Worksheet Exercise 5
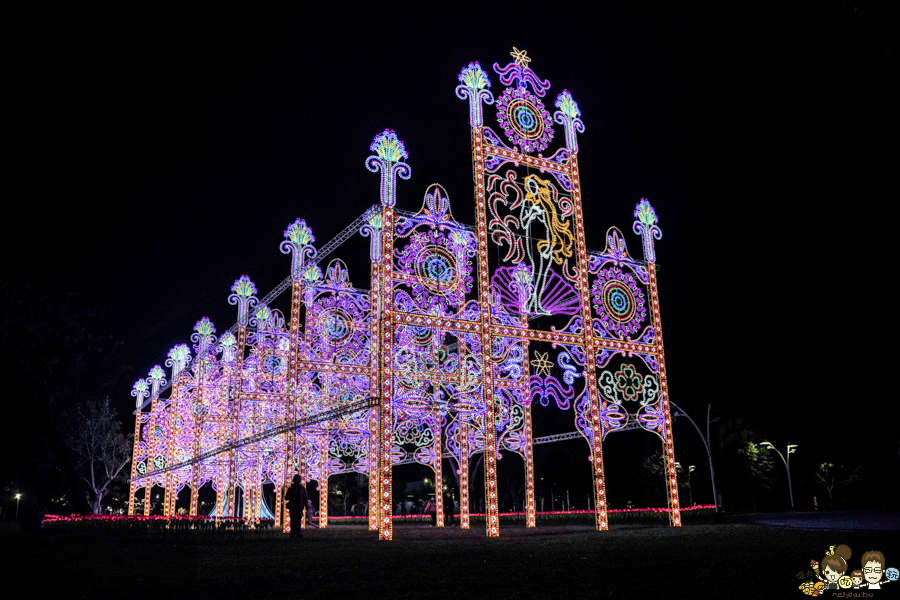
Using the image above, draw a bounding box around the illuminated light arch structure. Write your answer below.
[128,50,682,539]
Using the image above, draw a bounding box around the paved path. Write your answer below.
[740,510,900,532]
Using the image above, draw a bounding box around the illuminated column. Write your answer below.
[189,318,216,516]
[281,221,316,531]
[143,398,157,516]
[378,209,395,540]
[274,485,282,527]
[163,398,176,516]
[297,436,308,529]
[458,421,470,529]
[569,153,609,531]
[362,208,383,533]
[284,278,303,533]
[433,412,444,527]
[163,344,191,516]
[367,132,406,541]
[472,125,500,537]
[228,324,248,519]
[459,71,501,535]
[320,440,331,528]
[128,379,149,515]
[518,332,536,528]
[523,403,536,527]
[634,199,681,527]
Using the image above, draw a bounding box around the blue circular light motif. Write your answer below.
[416,246,457,293]
[424,253,453,282]
[609,289,629,315]
[321,310,351,342]
[515,106,538,132]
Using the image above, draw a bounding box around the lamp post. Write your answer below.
[761,442,797,509]
[671,402,720,513]
[687,466,695,506]
[15,493,21,521]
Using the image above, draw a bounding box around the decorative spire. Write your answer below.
[166,344,192,381]
[365,129,411,207]
[553,90,585,153]
[360,206,384,261]
[280,219,318,281]
[218,331,237,363]
[146,365,167,397]
[131,379,150,409]
[251,304,273,331]
[191,317,217,358]
[228,275,259,326]
[632,198,662,263]
[455,62,494,128]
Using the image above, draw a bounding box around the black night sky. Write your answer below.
[4,2,895,510]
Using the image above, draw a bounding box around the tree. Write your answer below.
[736,441,775,511]
[66,397,132,513]
[1,282,128,514]
[640,450,690,506]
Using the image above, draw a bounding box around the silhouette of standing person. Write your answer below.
[285,475,308,539]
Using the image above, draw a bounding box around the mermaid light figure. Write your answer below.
[519,174,574,314]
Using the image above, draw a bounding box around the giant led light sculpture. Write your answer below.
[128,49,681,538]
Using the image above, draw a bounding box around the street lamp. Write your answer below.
[761,442,797,509]
[15,493,22,521]
[671,402,720,513]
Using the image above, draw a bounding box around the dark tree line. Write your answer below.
[1,282,132,515]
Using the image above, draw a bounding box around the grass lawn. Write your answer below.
[2,517,896,599]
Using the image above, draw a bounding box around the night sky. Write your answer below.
[6,2,895,507]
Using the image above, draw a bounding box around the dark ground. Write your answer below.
[2,512,897,599]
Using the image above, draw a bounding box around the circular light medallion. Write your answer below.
[496,87,554,153]
[320,308,352,344]
[602,280,637,324]
[415,246,457,294]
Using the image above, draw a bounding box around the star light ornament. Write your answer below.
[530,351,553,376]
[510,47,531,67]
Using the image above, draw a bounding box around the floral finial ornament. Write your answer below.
[632,198,662,263]
[456,62,495,128]
[166,344,192,380]
[191,317,217,357]
[302,264,323,287]
[370,129,409,163]
[132,379,150,408]
[280,219,318,281]
[553,90,585,153]
[147,365,167,397]
[218,331,237,363]
[366,130,411,207]
[360,206,384,261]
[252,304,272,330]
[228,275,259,326]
